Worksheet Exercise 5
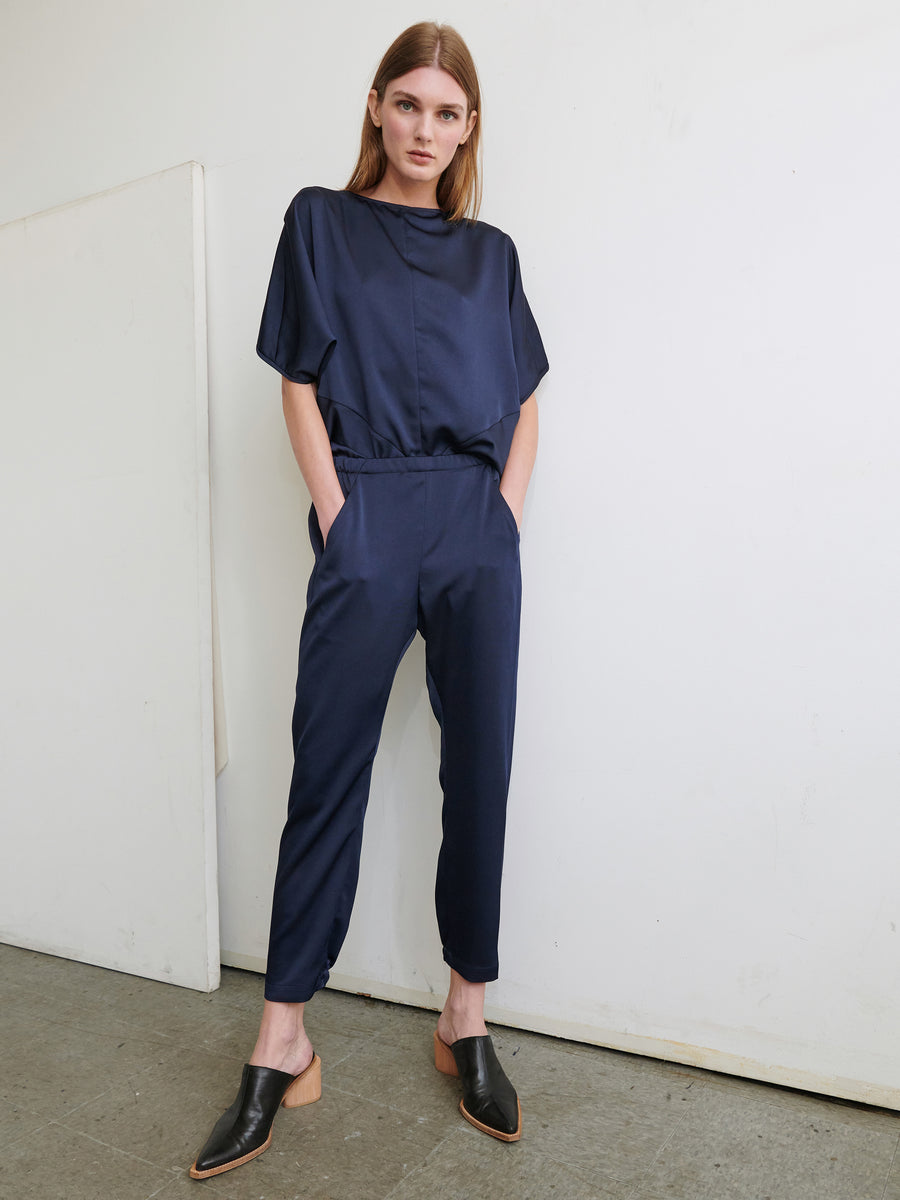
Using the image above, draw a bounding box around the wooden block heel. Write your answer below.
[433,1029,460,1076]
[282,1052,322,1107]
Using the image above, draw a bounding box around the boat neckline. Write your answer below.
[347,190,446,216]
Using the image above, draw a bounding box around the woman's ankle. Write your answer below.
[249,1030,314,1074]
[249,1000,312,1073]
[437,1008,488,1043]
[438,971,489,1042]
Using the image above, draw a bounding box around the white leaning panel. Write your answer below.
[0,162,218,991]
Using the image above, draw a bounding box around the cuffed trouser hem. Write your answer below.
[263,968,329,1005]
[443,946,499,984]
[263,985,317,1003]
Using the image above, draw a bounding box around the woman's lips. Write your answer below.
[408,151,433,162]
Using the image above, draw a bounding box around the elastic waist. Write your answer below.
[332,453,490,475]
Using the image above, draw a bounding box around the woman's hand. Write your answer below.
[498,484,524,532]
[499,394,539,531]
[282,377,346,543]
[317,496,345,546]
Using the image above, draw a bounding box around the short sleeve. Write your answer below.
[256,193,336,384]
[507,236,549,403]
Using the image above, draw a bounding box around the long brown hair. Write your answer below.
[345,22,483,223]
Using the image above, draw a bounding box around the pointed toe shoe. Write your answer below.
[189,1053,321,1180]
[433,1029,521,1142]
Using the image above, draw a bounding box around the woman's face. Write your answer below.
[368,65,477,195]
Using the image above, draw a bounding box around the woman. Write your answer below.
[190,20,548,1180]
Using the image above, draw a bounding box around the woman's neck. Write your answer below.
[361,170,440,210]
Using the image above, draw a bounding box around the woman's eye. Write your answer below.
[440,111,457,121]
[398,100,414,112]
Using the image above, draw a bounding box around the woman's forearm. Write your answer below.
[499,394,539,530]
[281,377,346,542]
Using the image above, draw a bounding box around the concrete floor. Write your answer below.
[1,943,898,1200]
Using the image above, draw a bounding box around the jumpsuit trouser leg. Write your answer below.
[418,462,522,982]
[264,456,522,1003]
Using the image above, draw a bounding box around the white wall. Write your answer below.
[2,1,898,1106]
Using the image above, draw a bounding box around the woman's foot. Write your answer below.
[434,969,522,1142]
[433,1029,522,1141]
[189,1054,322,1179]
[188,999,319,1180]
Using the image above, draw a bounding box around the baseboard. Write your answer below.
[217,954,900,1112]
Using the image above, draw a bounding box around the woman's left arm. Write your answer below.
[499,394,539,531]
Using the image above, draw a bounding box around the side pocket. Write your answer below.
[322,469,360,551]
[307,469,361,573]
[495,484,521,542]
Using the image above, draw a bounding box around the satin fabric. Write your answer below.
[255,185,549,1001]
[263,456,521,1001]
[256,187,549,475]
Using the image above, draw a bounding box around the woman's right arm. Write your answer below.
[281,376,346,544]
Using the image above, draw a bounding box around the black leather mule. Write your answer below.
[433,1030,522,1141]
[189,1053,321,1179]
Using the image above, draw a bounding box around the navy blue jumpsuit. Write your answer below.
[256,186,549,1002]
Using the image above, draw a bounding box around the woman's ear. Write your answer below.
[460,109,477,145]
[366,88,382,129]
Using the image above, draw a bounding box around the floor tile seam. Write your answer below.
[621,1093,698,1200]
[0,986,62,1015]
[509,1144,631,1198]
[51,1087,116,1120]
[145,1177,186,1200]
[312,1024,411,1073]
[319,1043,376,1072]
[368,1020,440,1040]
[0,1116,57,1155]
[52,1117,181,1175]
[881,1133,900,1200]
[539,1150,643,1200]
[2,1003,188,1048]
[378,1126,469,1200]
[55,1021,186,1054]
[2,964,232,1012]
[183,995,268,1018]
[162,1043,245,1064]
[321,1019,395,1040]
[56,1065,194,1123]
[318,1020,431,1060]
[0,974,158,1003]
[149,1170,218,1200]
[318,1079,444,1124]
